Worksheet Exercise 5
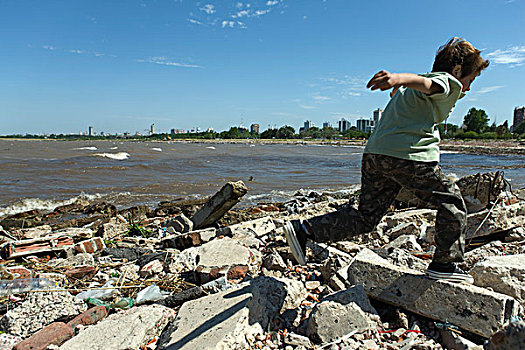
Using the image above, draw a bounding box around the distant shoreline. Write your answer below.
[1,137,524,155]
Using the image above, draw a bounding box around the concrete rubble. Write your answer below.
[0,174,523,349]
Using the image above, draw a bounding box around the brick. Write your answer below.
[14,322,73,350]
[66,306,107,330]
[74,238,106,254]
[64,265,96,280]
[1,236,74,259]
[6,266,34,279]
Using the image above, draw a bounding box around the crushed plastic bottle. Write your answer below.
[87,297,134,310]
[0,278,56,296]
[75,279,117,301]
[135,283,169,305]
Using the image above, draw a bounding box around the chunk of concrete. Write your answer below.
[157,276,305,350]
[306,285,380,343]
[470,254,525,303]
[191,181,248,229]
[344,249,520,338]
[0,292,87,338]
[161,227,217,250]
[466,201,525,239]
[165,214,194,233]
[194,237,261,283]
[218,216,276,238]
[383,234,422,252]
[59,305,176,350]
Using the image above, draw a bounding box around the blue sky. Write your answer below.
[1,0,524,135]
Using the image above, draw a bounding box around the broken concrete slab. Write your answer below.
[59,305,175,350]
[466,201,525,239]
[158,276,305,350]
[161,227,217,250]
[47,253,95,268]
[383,234,422,252]
[306,285,380,343]
[194,237,261,283]
[54,227,94,240]
[0,292,87,338]
[344,249,520,338]
[13,225,52,239]
[165,213,194,233]
[191,181,248,229]
[470,254,525,303]
[217,216,277,238]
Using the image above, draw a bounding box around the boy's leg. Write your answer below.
[393,162,466,263]
[307,153,402,242]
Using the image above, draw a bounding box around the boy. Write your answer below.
[284,37,489,283]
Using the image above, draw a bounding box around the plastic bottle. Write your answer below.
[135,284,169,304]
[0,278,56,296]
[75,279,117,301]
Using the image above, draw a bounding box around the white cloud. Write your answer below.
[312,95,331,102]
[69,49,85,54]
[232,10,250,18]
[254,9,270,16]
[137,57,203,68]
[42,45,55,50]
[222,21,235,28]
[476,86,505,94]
[200,4,216,15]
[486,46,525,66]
[300,104,316,110]
[188,18,205,25]
[347,92,361,97]
[266,1,279,5]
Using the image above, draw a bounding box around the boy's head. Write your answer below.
[432,37,489,91]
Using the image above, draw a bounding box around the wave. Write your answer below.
[93,152,130,160]
[151,148,162,152]
[0,193,101,217]
[206,146,216,150]
[109,146,118,150]
[75,146,97,151]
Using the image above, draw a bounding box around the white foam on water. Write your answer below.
[109,146,118,150]
[206,146,216,150]
[151,148,162,152]
[0,193,101,217]
[93,152,130,160]
[75,146,97,151]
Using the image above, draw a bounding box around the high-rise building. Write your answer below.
[150,124,155,135]
[250,124,260,133]
[338,118,351,132]
[303,120,314,130]
[322,122,332,129]
[513,107,525,131]
[373,108,383,124]
[356,118,374,133]
[88,126,94,136]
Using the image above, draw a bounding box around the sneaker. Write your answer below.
[283,220,309,265]
[426,262,474,284]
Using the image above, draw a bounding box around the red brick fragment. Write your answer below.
[227,265,249,280]
[64,265,96,280]
[6,266,34,279]
[74,237,106,254]
[67,306,107,330]
[14,322,73,350]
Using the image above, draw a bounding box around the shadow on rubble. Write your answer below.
[162,277,287,350]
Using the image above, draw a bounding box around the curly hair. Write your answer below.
[432,37,489,77]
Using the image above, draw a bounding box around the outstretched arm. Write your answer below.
[366,70,444,97]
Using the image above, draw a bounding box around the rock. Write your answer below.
[64,266,96,280]
[305,281,321,290]
[194,237,261,283]
[466,201,525,239]
[165,214,194,233]
[101,247,154,262]
[47,253,95,268]
[139,260,164,278]
[345,249,520,338]
[284,333,313,348]
[375,247,428,271]
[388,222,420,240]
[218,216,277,239]
[54,227,94,240]
[383,235,422,252]
[0,333,23,350]
[59,305,175,350]
[306,285,380,343]
[263,252,287,271]
[484,320,525,350]
[470,254,525,303]
[161,228,217,250]
[191,181,248,229]
[66,306,107,330]
[505,226,525,242]
[440,329,483,350]
[158,276,304,350]
[13,225,52,239]
[0,292,87,338]
[97,219,129,240]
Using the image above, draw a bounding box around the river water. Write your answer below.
[1,139,524,216]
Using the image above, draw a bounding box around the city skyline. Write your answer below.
[1,1,524,134]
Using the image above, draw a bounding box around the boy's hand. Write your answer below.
[366,70,401,97]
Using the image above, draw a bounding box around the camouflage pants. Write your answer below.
[307,153,466,263]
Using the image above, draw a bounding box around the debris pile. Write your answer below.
[0,175,524,350]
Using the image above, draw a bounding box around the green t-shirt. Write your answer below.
[364,72,464,162]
